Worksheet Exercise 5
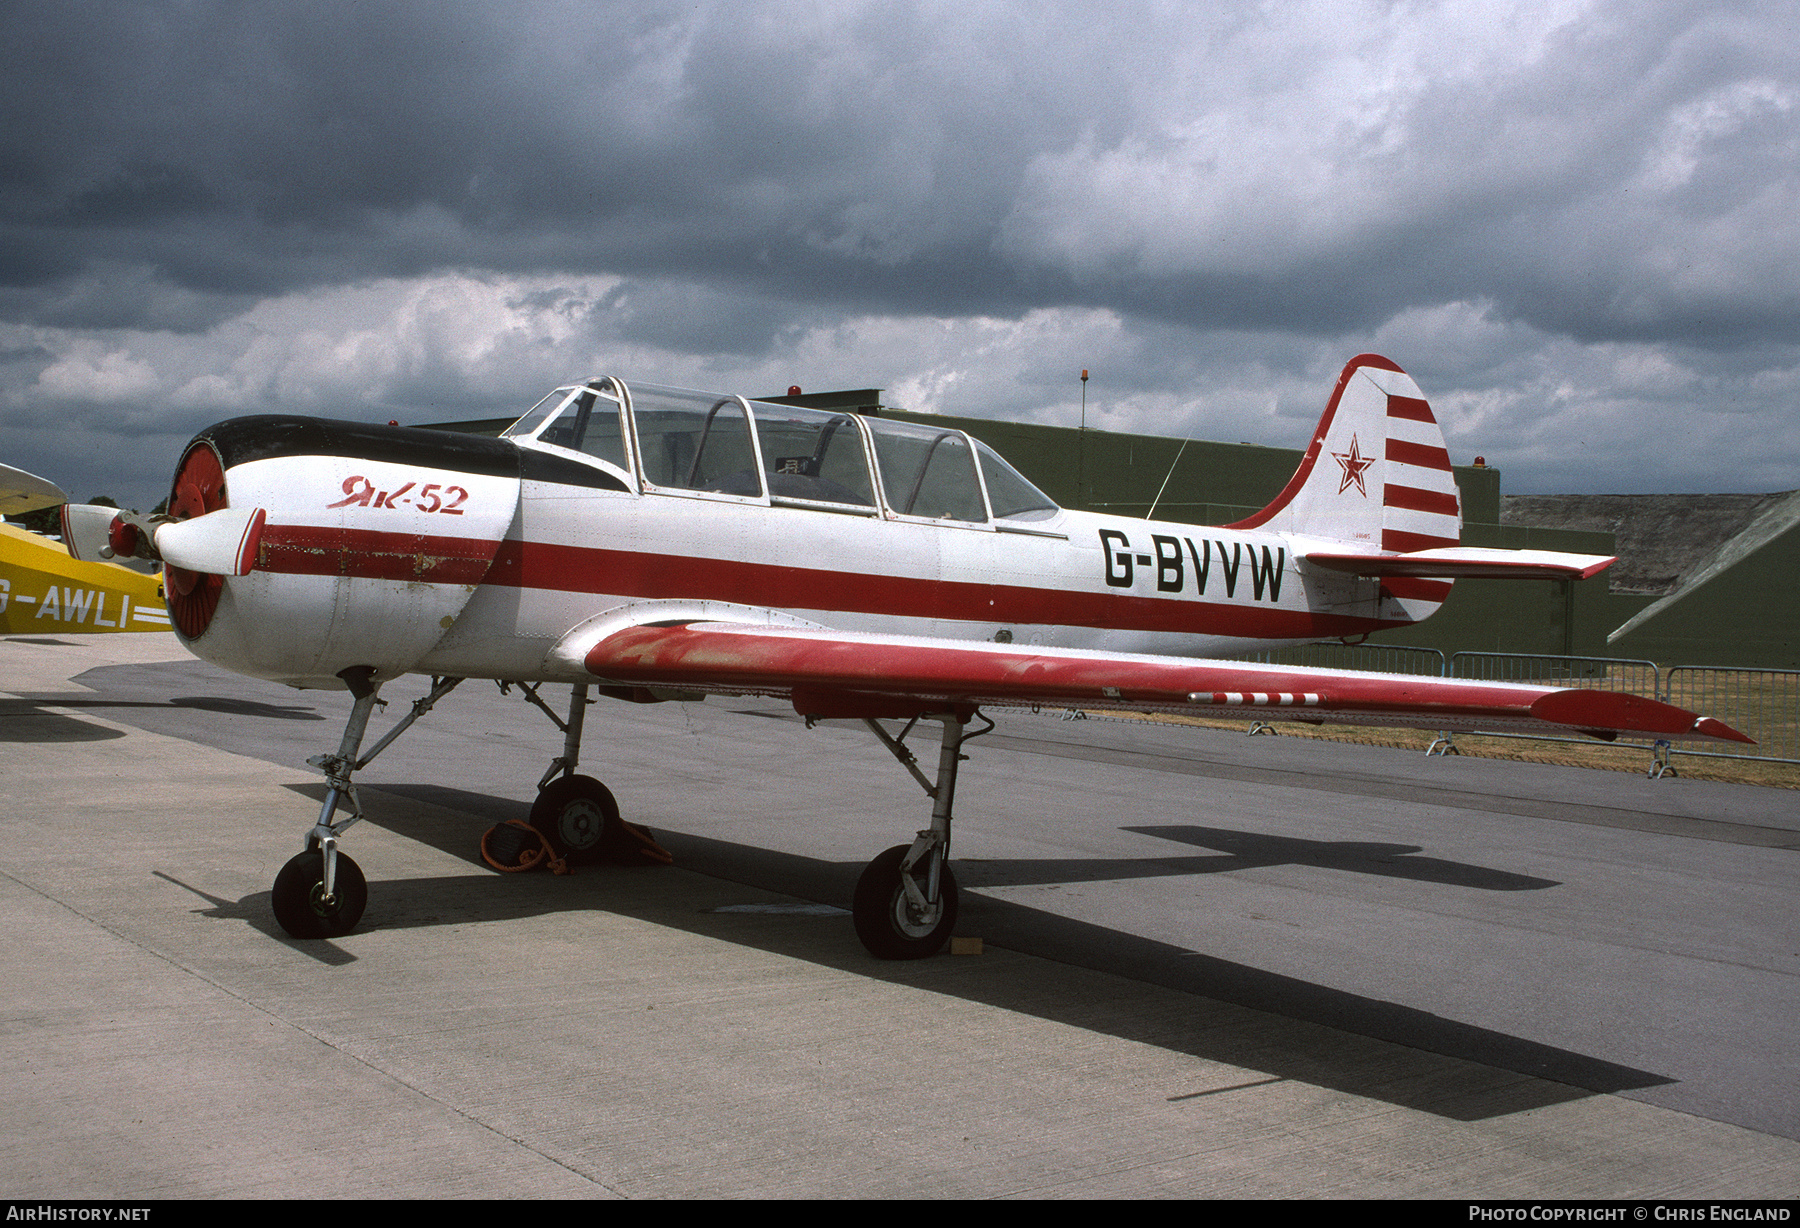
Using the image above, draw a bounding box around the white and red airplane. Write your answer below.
[95,354,1749,955]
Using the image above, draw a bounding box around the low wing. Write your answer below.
[1303,547,1616,582]
[583,621,1750,744]
[0,462,69,516]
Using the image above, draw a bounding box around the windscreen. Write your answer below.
[515,383,628,472]
[975,439,1058,519]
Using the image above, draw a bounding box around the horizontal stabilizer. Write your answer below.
[1304,546,1615,581]
[155,506,267,577]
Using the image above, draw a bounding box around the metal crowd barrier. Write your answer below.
[1224,642,1448,677]
[1662,666,1800,766]
[1447,655,1800,771]
[1221,648,1800,774]
[1062,643,1798,775]
[1443,652,1664,766]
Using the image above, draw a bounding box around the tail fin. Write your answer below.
[1226,354,1460,551]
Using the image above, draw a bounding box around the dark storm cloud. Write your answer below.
[2,0,1797,505]
[1,2,1074,323]
[991,1,1800,345]
[601,281,818,356]
[6,1,1796,348]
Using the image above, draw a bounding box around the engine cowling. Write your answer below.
[167,417,523,689]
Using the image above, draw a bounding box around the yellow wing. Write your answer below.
[0,521,168,635]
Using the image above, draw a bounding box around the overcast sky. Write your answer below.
[3,0,1796,512]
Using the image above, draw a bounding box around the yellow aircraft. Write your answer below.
[0,463,168,635]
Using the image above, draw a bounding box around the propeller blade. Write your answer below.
[155,506,267,577]
[59,503,124,562]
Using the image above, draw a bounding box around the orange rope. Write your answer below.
[480,819,571,875]
[479,817,673,872]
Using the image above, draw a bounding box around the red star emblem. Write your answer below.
[1333,434,1375,496]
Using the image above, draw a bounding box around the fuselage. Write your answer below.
[168,378,1447,690]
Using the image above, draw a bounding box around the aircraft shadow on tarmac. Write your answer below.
[0,698,128,743]
[165,695,327,719]
[170,776,1674,1124]
[2,692,324,746]
[1117,825,1561,891]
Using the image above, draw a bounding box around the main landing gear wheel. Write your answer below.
[529,774,620,864]
[271,849,368,939]
[853,844,959,960]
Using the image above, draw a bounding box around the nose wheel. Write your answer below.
[272,849,367,938]
[270,669,461,940]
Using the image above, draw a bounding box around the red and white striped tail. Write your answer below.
[1228,354,1460,552]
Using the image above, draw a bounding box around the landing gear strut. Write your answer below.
[270,667,461,939]
[509,681,625,862]
[847,710,988,960]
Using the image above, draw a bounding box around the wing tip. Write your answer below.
[1692,715,1756,745]
[1530,690,1755,744]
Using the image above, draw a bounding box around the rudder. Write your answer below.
[1227,354,1460,551]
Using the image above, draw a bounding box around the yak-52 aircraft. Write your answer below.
[94,354,1749,956]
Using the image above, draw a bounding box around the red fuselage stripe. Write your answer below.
[486,539,1402,636]
[253,524,1425,638]
[259,526,497,584]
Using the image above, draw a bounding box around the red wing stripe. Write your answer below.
[583,624,1749,741]
[587,625,1510,712]
[1382,529,1459,553]
[1387,439,1452,470]
[1380,577,1454,602]
[1194,692,1321,707]
[1386,395,1435,422]
[1384,484,1459,516]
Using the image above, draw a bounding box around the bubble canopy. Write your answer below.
[504,379,1058,523]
